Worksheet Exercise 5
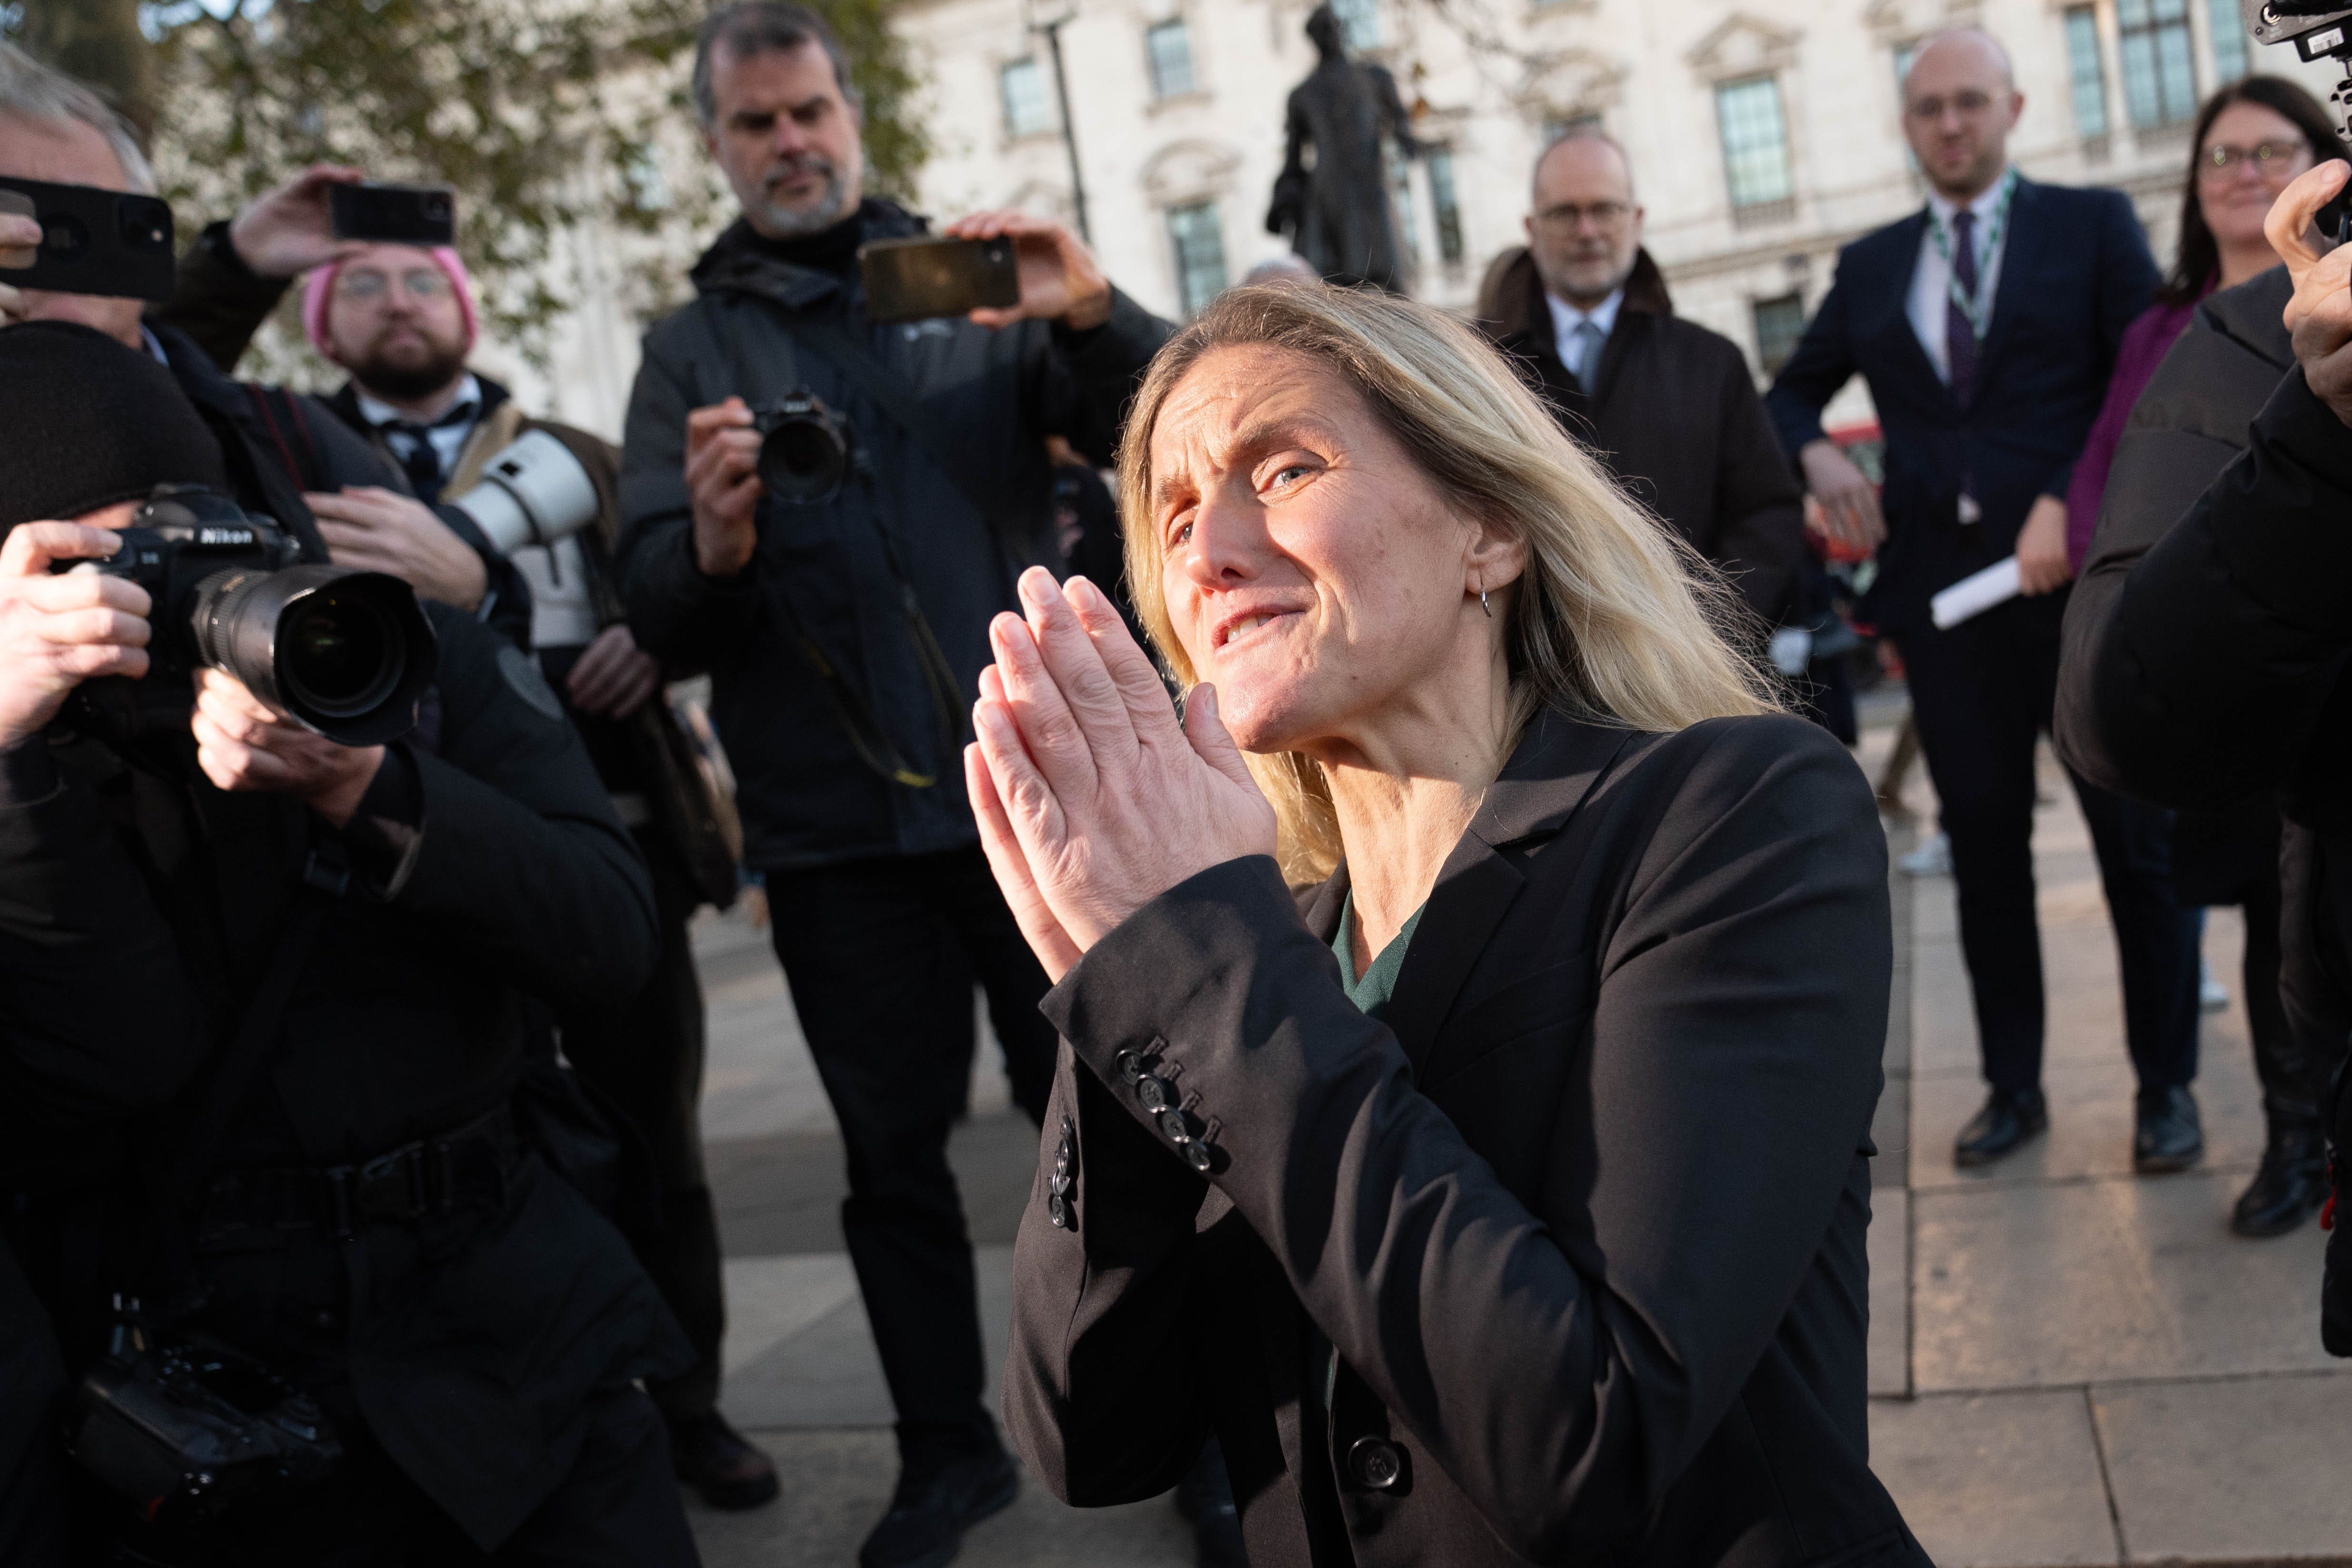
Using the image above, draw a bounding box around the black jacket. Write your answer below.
[1477,247,1805,627]
[1008,709,1922,1567]
[2052,266,2352,1347]
[616,201,1172,870]
[1767,178,2158,633]
[0,597,681,1549]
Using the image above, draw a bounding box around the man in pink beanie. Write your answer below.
[160,168,775,1514]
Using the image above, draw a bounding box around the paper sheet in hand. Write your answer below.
[1930,556,2021,630]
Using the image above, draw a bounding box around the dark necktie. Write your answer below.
[382,403,476,507]
[1946,208,1980,404]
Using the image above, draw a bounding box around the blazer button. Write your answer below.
[1053,1142,1071,1176]
[1184,1140,1215,1173]
[1047,1192,1072,1229]
[1050,1169,1071,1196]
[1136,1075,1176,1113]
[1156,1108,1193,1144]
[1114,1051,1146,1085]
[1348,1437,1403,1491]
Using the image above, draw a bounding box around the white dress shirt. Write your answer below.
[1545,286,1624,386]
[359,375,600,649]
[1906,171,2015,386]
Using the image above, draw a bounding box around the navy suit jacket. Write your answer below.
[1766,177,2158,633]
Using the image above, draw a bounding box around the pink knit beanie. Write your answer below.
[302,245,479,363]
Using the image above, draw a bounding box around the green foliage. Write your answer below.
[10,0,926,375]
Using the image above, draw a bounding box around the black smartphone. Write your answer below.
[859,234,1020,324]
[329,183,457,245]
[0,176,175,302]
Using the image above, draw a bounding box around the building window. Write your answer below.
[1427,147,1465,264]
[2118,0,2198,130]
[1715,74,1795,219]
[1167,200,1229,317]
[1146,19,1196,99]
[1000,58,1052,140]
[2209,0,2249,83]
[2063,7,2112,143]
[1752,292,1807,376]
[1328,0,1380,52]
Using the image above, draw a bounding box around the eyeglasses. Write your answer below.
[2198,138,2309,180]
[1534,200,1631,232]
[335,267,451,302]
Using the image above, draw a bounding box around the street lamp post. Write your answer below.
[1028,0,1091,244]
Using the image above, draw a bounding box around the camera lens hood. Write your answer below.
[190,564,437,746]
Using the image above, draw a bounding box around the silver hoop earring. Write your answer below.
[1480,588,1492,619]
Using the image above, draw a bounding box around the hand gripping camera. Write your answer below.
[59,487,436,748]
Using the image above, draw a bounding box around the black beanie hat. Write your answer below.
[0,320,227,530]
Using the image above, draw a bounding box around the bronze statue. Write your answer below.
[1265,4,1426,291]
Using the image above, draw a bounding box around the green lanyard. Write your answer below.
[1928,167,2018,342]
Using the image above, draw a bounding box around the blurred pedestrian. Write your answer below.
[1766,28,2199,1172]
[1477,130,1804,631]
[2058,86,2351,1238]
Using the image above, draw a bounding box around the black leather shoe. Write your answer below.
[1173,1439,1245,1567]
[1954,1086,2048,1168]
[860,1446,1020,1568]
[669,1410,781,1510]
[2133,1084,2205,1174]
[2232,1124,2328,1237]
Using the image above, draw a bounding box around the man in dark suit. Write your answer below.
[1767,26,2200,1170]
[1477,132,1804,629]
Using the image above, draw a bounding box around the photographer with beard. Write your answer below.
[617,4,1171,1560]
[0,320,696,1562]
[151,193,763,1508]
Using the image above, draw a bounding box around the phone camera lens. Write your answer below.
[40,213,88,258]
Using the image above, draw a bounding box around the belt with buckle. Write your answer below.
[196,1104,516,1245]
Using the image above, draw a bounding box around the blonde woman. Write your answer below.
[967,284,1922,1567]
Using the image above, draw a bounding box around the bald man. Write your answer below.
[1767,29,2196,1172]
[1477,131,1804,629]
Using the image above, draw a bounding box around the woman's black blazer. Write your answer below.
[1004,708,1925,1567]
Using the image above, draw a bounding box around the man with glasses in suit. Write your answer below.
[1768,27,2199,1172]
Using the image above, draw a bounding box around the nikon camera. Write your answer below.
[56,487,436,749]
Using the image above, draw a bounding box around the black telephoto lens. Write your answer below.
[190,565,436,745]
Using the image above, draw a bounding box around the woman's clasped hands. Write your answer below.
[966,566,1277,982]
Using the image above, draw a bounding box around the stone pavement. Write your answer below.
[684,709,2352,1566]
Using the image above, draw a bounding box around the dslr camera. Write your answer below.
[57,487,436,749]
[750,391,857,507]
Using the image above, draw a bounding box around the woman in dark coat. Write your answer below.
[965,284,1924,1566]
[2058,79,2349,1237]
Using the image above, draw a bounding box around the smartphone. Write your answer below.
[859,234,1020,324]
[0,176,175,302]
[329,183,457,245]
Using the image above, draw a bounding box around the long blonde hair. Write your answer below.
[1115,283,1779,882]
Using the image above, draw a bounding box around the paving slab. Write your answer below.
[723,1244,1019,1431]
[1911,1168,2332,1394]
[1870,1184,1910,1398]
[2092,1371,2352,1565]
[1868,1389,2119,1567]
[686,1428,1194,1568]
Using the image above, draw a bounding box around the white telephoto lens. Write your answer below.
[447,429,600,555]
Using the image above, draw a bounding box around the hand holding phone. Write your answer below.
[0,197,36,271]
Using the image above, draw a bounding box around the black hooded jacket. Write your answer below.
[617,200,1172,871]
